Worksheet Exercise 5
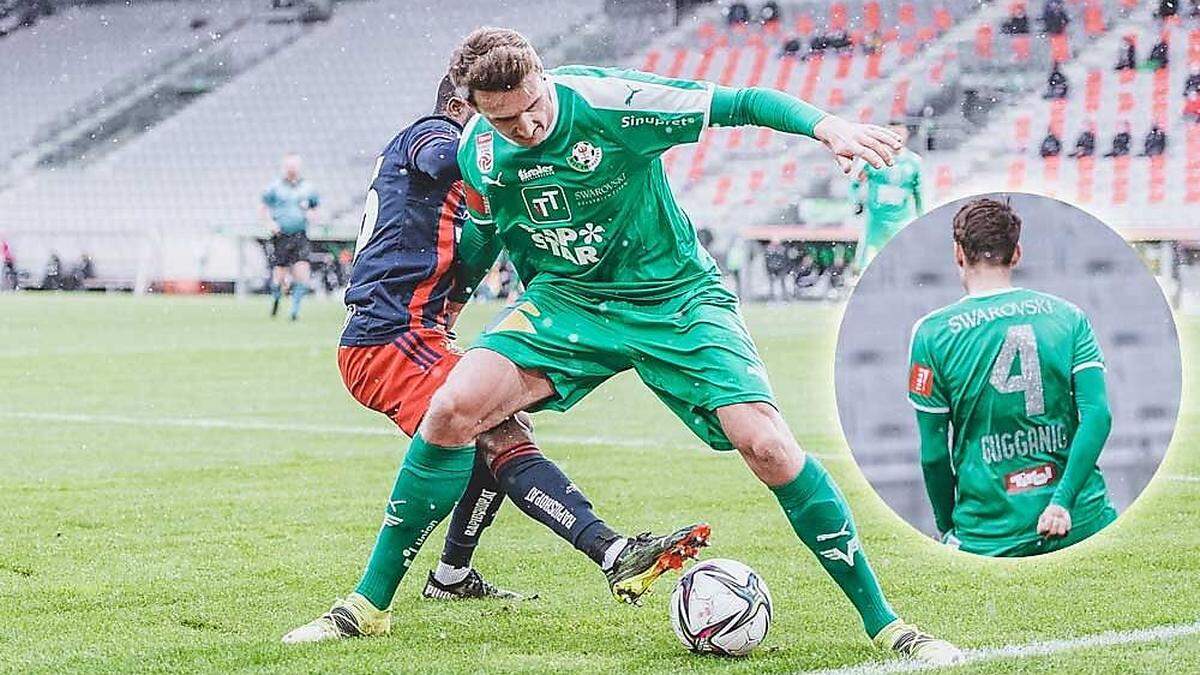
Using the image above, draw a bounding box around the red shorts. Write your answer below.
[337,330,461,437]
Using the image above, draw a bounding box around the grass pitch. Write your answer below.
[0,294,1197,673]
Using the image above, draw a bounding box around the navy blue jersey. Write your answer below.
[341,115,464,346]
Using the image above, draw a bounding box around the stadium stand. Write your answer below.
[0,0,602,286]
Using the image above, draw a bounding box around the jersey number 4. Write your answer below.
[989,323,1045,416]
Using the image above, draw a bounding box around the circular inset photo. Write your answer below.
[835,193,1181,558]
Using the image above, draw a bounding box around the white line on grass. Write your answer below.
[0,410,843,460]
[1165,474,1200,483]
[807,620,1200,674]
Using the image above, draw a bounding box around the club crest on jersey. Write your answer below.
[567,141,603,172]
[909,363,934,396]
[476,131,494,173]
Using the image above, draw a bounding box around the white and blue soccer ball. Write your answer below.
[670,558,773,656]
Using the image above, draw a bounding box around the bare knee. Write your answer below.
[718,403,805,486]
[422,387,483,447]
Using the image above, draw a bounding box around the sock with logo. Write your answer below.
[354,433,475,610]
[437,451,507,577]
[771,456,898,638]
[490,443,623,567]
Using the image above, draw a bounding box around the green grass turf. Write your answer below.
[0,294,1197,674]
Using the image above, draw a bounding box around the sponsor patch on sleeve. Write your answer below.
[463,184,491,217]
[1005,463,1058,494]
[908,363,934,397]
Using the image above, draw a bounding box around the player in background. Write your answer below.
[850,121,923,271]
[370,28,960,665]
[908,198,1117,558]
[261,153,320,320]
[283,77,707,644]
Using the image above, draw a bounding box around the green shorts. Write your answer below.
[472,282,775,450]
[953,504,1118,558]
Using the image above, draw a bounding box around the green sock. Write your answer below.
[771,456,898,638]
[355,433,475,609]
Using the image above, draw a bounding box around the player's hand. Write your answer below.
[1037,504,1072,538]
[445,301,465,330]
[813,116,904,174]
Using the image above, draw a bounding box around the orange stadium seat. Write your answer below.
[641,49,661,73]
[695,46,716,80]
[1083,1,1104,38]
[891,79,909,119]
[718,47,742,85]
[830,3,847,32]
[1076,156,1094,203]
[865,1,881,33]
[1050,34,1070,63]
[1190,30,1200,66]
[744,169,765,204]
[865,51,882,79]
[713,175,732,206]
[829,87,845,108]
[1012,35,1032,63]
[1149,156,1166,203]
[1007,158,1026,190]
[747,46,768,86]
[835,53,853,79]
[1186,126,1200,202]
[1043,155,1060,185]
[1085,70,1101,113]
[899,3,916,27]
[1113,155,1130,205]
[976,25,994,60]
[934,7,953,33]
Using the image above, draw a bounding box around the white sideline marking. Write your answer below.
[0,410,840,460]
[1165,474,1200,483]
[807,620,1200,675]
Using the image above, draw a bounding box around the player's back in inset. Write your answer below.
[908,287,1115,556]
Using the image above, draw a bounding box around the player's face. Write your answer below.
[473,72,553,147]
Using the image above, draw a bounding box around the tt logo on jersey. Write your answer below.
[816,521,860,567]
[521,185,572,223]
[567,141,603,172]
[476,131,494,173]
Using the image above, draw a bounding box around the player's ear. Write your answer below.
[953,242,965,269]
[1010,243,1022,267]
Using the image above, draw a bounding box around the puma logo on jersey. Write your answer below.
[481,172,506,187]
[623,84,643,105]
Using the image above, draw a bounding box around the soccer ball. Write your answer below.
[670,558,773,656]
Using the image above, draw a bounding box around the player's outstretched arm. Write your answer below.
[448,216,502,312]
[916,409,956,538]
[1039,367,1112,537]
[709,85,903,174]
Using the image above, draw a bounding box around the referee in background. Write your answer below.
[261,153,320,320]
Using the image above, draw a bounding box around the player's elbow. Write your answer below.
[1087,405,1113,438]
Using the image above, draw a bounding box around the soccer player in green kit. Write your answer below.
[908,198,1117,558]
[355,27,960,664]
[850,121,923,270]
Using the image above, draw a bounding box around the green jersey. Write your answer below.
[907,287,1113,554]
[852,149,922,264]
[457,66,721,303]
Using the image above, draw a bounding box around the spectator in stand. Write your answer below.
[1184,91,1200,123]
[1043,62,1069,99]
[1145,35,1169,71]
[727,1,750,25]
[1068,123,1096,158]
[758,1,781,24]
[41,253,62,291]
[1,238,16,290]
[861,30,884,55]
[1001,4,1031,35]
[1039,128,1063,157]
[1155,0,1178,20]
[1185,66,1200,96]
[1041,0,1070,35]
[781,37,803,57]
[1141,125,1168,157]
[1104,121,1133,157]
[1190,0,1200,18]
[764,239,789,300]
[1115,35,1136,71]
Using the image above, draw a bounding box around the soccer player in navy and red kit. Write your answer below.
[284,78,707,643]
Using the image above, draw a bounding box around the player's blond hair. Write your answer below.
[448,27,542,103]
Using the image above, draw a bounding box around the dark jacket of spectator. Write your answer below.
[1040,131,1063,157]
[1043,63,1069,99]
[1104,127,1132,157]
[1042,0,1070,35]
[1185,67,1200,96]
[727,1,750,25]
[1147,39,1169,70]
[1156,0,1178,19]
[1142,126,1167,156]
[1001,9,1031,34]
[1115,38,1136,71]
[1069,129,1096,158]
[759,0,780,24]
